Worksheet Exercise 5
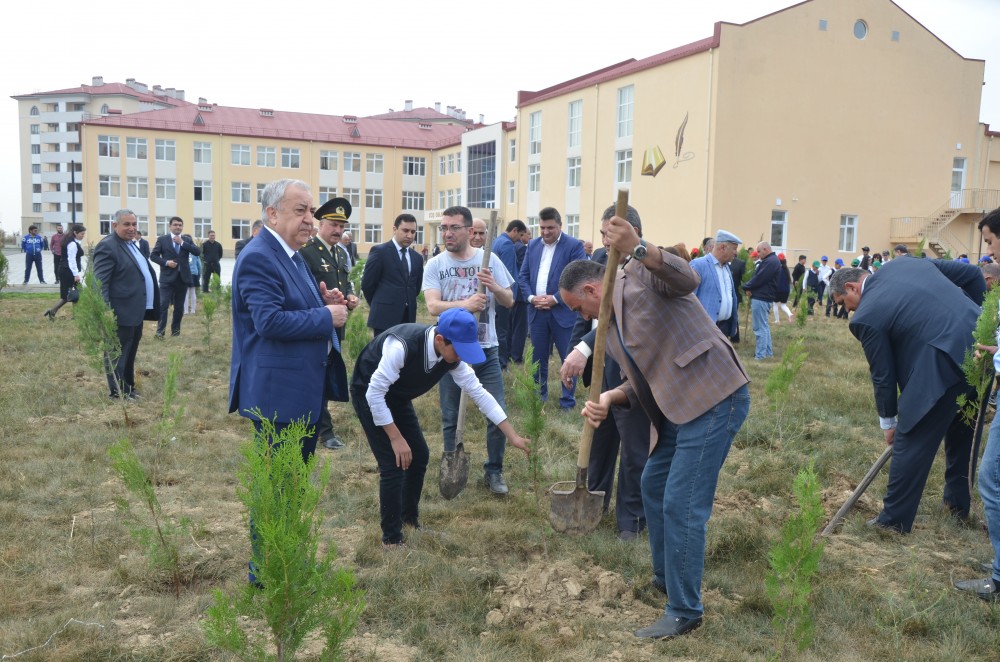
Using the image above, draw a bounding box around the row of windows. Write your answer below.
[437,153,463,176]
[525,85,635,156]
[437,189,464,208]
[768,210,861,253]
[523,149,634,193]
[95,136,428,175]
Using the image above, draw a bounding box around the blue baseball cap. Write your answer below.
[821,256,828,261]
[436,308,486,364]
[835,258,844,266]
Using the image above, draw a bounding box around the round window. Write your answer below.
[854,19,868,39]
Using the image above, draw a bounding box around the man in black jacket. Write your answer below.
[200,230,223,292]
[791,255,807,307]
[149,216,201,338]
[742,242,780,360]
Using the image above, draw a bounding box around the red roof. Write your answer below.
[84,104,468,150]
[366,106,469,122]
[13,81,190,107]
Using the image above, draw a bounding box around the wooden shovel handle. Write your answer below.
[577,190,628,470]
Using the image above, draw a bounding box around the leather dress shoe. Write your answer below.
[323,435,345,450]
[866,517,904,534]
[618,530,639,542]
[954,577,1000,602]
[634,614,703,640]
[485,473,509,495]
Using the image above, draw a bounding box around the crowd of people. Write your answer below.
[31,179,997,643]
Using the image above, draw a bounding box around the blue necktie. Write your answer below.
[292,253,341,353]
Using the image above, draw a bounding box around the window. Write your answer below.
[508,180,516,204]
[348,222,360,240]
[257,183,266,203]
[528,164,541,192]
[447,154,455,174]
[366,188,383,209]
[819,19,828,31]
[194,141,212,164]
[281,147,300,168]
[126,137,147,159]
[566,214,580,238]
[527,216,539,237]
[401,191,425,211]
[770,210,788,249]
[344,152,361,172]
[365,224,382,244]
[100,104,109,116]
[456,153,461,173]
[615,149,632,185]
[127,176,148,199]
[32,203,41,213]
[231,182,251,204]
[892,30,900,42]
[31,145,40,155]
[193,180,212,201]
[455,189,463,206]
[316,186,336,204]
[854,19,868,40]
[135,217,149,236]
[31,164,40,174]
[30,124,39,135]
[320,150,338,170]
[617,85,634,138]
[343,187,361,207]
[257,146,275,167]
[155,216,170,236]
[98,135,120,157]
[231,218,251,240]
[439,156,446,176]
[99,214,113,235]
[194,218,212,238]
[568,100,582,148]
[156,178,176,200]
[839,215,858,253]
[155,139,176,161]
[30,106,39,116]
[403,156,426,176]
[447,190,454,206]
[231,144,251,166]
[99,175,120,198]
[366,153,384,174]
[567,157,581,188]
[509,138,516,162]
[528,111,542,155]
[32,184,41,193]
[467,141,496,208]
[439,191,446,208]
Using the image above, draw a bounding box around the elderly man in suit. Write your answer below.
[299,197,360,451]
[690,230,742,342]
[362,214,423,337]
[559,211,750,641]
[92,209,160,400]
[517,207,587,409]
[229,179,349,585]
[830,257,985,534]
[150,216,201,338]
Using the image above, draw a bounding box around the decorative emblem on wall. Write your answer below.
[642,112,695,177]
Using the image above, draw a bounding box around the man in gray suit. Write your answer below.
[830,258,985,534]
[92,209,160,400]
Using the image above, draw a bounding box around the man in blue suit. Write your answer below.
[492,219,527,370]
[830,258,984,533]
[517,207,586,408]
[690,230,742,341]
[362,213,423,337]
[229,179,350,459]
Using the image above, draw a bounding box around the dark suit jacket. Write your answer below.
[299,237,354,297]
[341,241,359,264]
[150,233,201,286]
[517,233,587,328]
[569,248,610,388]
[361,240,424,330]
[229,229,348,425]
[137,238,150,260]
[492,233,520,300]
[730,258,746,304]
[848,257,984,434]
[92,233,160,326]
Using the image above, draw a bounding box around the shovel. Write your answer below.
[549,190,628,534]
[439,211,499,499]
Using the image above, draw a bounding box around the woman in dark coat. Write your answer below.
[773,252,794,323]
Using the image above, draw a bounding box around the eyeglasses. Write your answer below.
[441,224,467,234]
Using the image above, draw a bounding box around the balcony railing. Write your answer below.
[890,189,1000,240]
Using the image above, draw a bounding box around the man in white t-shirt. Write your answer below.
[422,206,516,495]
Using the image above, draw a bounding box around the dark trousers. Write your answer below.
[105,323,143,396]
[157,281,188,335]
[52,253,61,283]
[201,262,221,292]
[875,379,974,532]
[353,387,429,544]
[528,310,575,408]
[495,304,511,369]
[508,301,529,363]
[588,405,649,534]
[23,253,44,283]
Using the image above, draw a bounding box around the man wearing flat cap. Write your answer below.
[690,230,743,342]
[299,197,360,450]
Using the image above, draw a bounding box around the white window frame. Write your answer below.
[508,180,516,204]
[344,152,361,172]
[99,175,120,197]
[257,146,276,167]
[366,153,384,174]
[126,137,147,160]
[365,223,382,244]
[566,214,580,238]
[403,156,427,176]
[567,157,581,188]
[98,135,120,158]
[194,141,212,164]
[402,190,425,211]
[770,210,788,250]
[567,100,582,148]
[281,147,300,169]
[320,150,338,170]
[232,143,251,166]
[231,182,251,204]
[528,111,542,155]
[318,186,337,204]
[193,217,212,238]
[155,178,176,200]
[509,138,516,162]
[617,85,634,138]
[839,215,858,253]
[127,176,148,199]
[366,188,383,209]
[615,149,632,185]
[194,180,212,202]
[343,187,361,207]
[528,164,541,192]
[155,139,176,162]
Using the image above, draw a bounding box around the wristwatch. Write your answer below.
[631,240,648,261]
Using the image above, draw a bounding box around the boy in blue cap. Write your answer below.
[351,308,531,547]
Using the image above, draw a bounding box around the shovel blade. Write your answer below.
[439,443,470,500]
[549,481,606,535]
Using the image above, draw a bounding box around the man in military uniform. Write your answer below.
[299,197,360,450]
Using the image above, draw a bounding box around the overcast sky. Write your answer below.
[2,0,998,234]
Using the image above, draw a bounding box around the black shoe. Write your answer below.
[43,310,55,320]
[171,331,180,337]
[485,473,509,495]
[954,577,999,602]
[866,517,905,534]
[634,614,703,640]
[618,530,639,542]
[154,333,165,340]
[323,435,345,450]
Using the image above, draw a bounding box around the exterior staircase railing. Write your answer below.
[889,189,1000,256]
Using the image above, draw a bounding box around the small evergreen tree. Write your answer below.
[509,355,545,498]
[958,285,1000,424]
[765,338,808,443]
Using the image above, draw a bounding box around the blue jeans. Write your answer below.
[641,384,750,619]
[438,346,506,475]
[981,406,1000,583]
[750,298,772,359]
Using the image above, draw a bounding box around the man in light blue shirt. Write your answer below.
[690,230,742,341]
